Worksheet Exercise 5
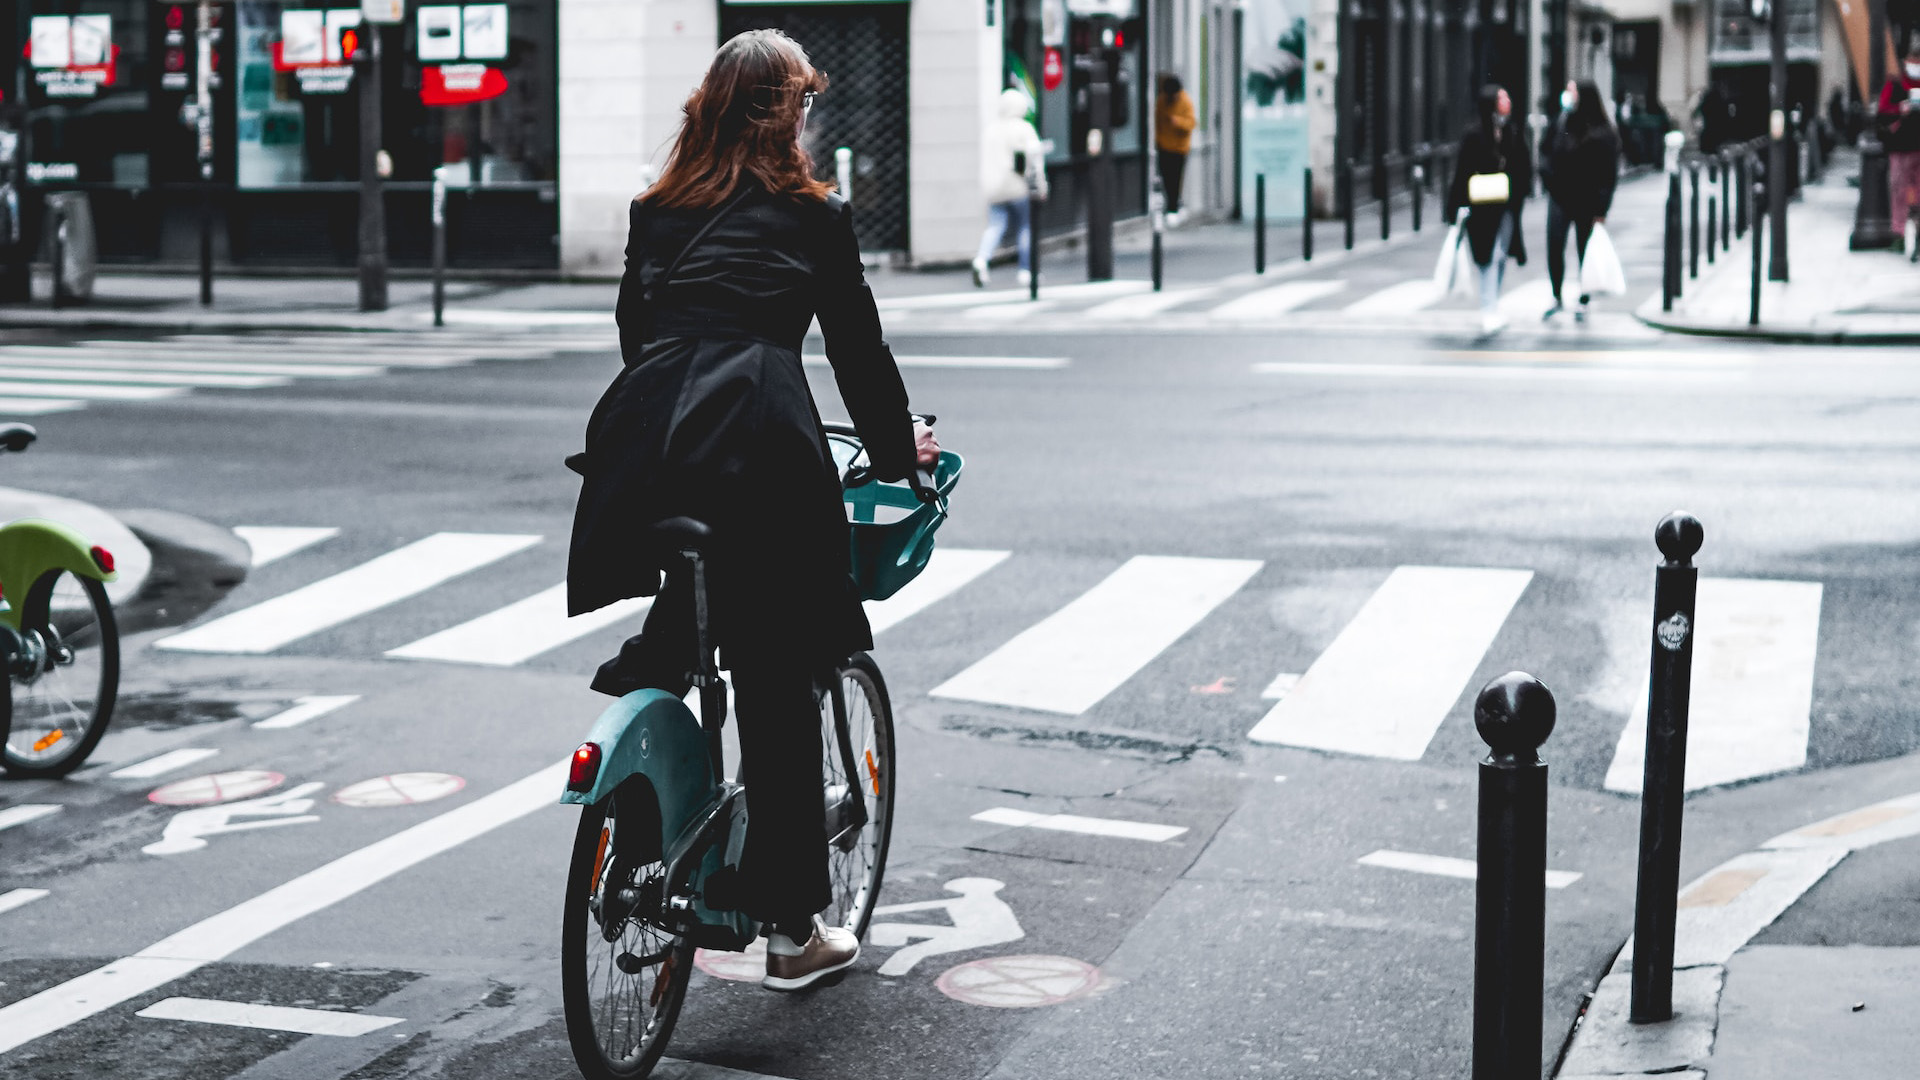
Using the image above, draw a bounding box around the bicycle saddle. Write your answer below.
[0,423,37,453]
[646,516,714,553]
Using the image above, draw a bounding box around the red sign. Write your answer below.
[421,63,508,107]
[1042,47,1064,92]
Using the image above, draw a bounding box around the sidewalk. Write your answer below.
[1557,773,1920,1079]
[1638,149,1920,343]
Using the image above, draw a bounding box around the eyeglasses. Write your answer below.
[802,91,817,111]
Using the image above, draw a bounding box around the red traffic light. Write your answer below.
[338,27,361,61]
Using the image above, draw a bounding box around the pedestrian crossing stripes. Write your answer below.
[0,331,615,417]
[0,889,49,916]
[149,524,1845,793]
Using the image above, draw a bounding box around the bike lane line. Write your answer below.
[0,758,568,1055]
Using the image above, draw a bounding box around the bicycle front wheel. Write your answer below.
[1,570,118,778]
[820,652,896,941]
[562,782,693,1080]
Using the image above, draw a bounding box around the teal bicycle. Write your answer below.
[558,423,960,1079]
[0,423,122,778]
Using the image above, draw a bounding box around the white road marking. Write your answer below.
[233,526,341,567]
[0,759,569,1054]
[109,748,221,780]
[434,308,613,327]
[155,532,541,654]
[962,301,1058,323]
[0,365,289,389]
[1765,792,1920,852]
[252,695,362,730]
[73,341,474,368]
[877,280,1145,311]
[1081,285,1220,319]
[0,888,50,916]
[1357,849,1582,889]
[1604,578,1824,793]
[0,350,384,378]
[864,548,1010,635]
[1614,847,1846,970]
[1343,278,1446,315]
[1210,280,1348,319]
[1252,361,1743,384]
[143,783,326,856]
[0,804,61,832]
[136,997,403,1037]
[0,380,186,400]
[1261,672,1302,699]
[972,807,1188,842]
[1496,278,1558,320]
[1249,566,1533,759]
[930,555,1263,715]
[0,396,84,415]
[869,877,1025,977]
[802,355,1068,370]
[386,585,651,666]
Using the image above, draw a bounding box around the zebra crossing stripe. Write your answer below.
[0,365,289,389]
[234,526,340,567]
[972,806,1188,842]
[73,341,474,368]
[931,555,1262,715]
[252,695,361,730]
[1343,278,1445,315]
[802,355,1069,370]
[1496,279,1557,320]
[109,749,221,780]
[0,350,383,378]
[0,889,49,916]
[0,380,185,400]
[1248,566,1533,760]
[1210,280,1348,319]
[136,997,403,1037]
[1082,285,1221,320]
[1604,578,1823,793]
[0,396,84,416]
[865,548,1011,635]
[386,585,652,667]
[155,533,542,655]
[0,805,61,832]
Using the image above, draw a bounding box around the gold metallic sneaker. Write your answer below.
[762,916,859,992]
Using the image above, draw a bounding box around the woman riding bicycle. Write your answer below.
[566,29,938,991]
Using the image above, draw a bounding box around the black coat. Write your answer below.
[1447,123,1532,266]
[1545,126,1620,222]
[566,187,918,669]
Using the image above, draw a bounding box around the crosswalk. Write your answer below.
[0,330,617,416]
[150,524,1844,794]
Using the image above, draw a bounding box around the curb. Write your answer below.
[1553,790,1920,1078]
[1633,303,1920,344]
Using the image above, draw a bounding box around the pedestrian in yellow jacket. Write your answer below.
[1155,74,1197,218]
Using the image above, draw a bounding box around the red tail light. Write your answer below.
[568,743,602,792]
[90,546,114,573]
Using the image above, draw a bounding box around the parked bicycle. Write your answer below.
[0,423,122,778]
[558,422,959,1079]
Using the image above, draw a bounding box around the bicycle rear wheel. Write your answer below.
[1,570,118,778]
[820,652,896,941]
[562,780,693,1080]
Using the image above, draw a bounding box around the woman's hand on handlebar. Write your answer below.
[914,419,940,468]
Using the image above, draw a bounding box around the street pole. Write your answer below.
[356,23,389,312]
[197,0,215,306]
[1767,0,1789,281]
[1086,75,1115,282]
[1851,0,1895,248]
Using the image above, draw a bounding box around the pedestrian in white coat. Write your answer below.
[972,89,1049,288]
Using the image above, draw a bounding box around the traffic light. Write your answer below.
[338,26,363,63]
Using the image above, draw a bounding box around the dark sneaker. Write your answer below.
[762,916,859,991]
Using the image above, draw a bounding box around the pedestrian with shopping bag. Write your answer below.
[972,88,1049,289]
[1446,84,1532,336]
[1542,79,1621,321]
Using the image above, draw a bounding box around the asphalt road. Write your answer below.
[1,306,1918,1080]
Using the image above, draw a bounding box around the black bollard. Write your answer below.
[1029,202,1041,302]
[1343,160,1355,251]
[1688,162,1701,279]
[1662,171,1681,311]
[431,170,448,328]
[1255,173,1267,274]
[1706,194,1717,266]
[1411,161,1424,233]
[1380,160,1392,242]
[1721,154,1733,251]
[1303,167,1314,262]
[1750,172,1764,326]
[1734,154,1748,240]
[1629,513,1703,1024]
[1472,672,1556,1080]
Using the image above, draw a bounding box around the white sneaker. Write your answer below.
[1480,312,1508,336]
[1016,269,1031,288]
[1542,300,1563,322]
[970,258,989,288]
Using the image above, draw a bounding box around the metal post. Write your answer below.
[49,206,65,309]
[1721,153,1732,250]
[196,0,215,306]
[1086,77,1114,282]
[1751,170,1765,325]
[1255,172,1266,274]
[1662,171,1681,311]
[1734,154,1748,239]
[1150,175,1165,292]
[1767,4,1788,282]
[431,169,447,328]
[1471,672,1555,1080]
[1303,166,1314,261]
[1380,158,1391,241]
[1706,193,1717,266]
[356,24,389,311]
[1411,160,1424,233]
[1343,160,1355,250]
[835,147,853,203]
[1629,513,1703,1024]
[1688,161,1700,279]
[1029,203,1041,301]
[1851,0,1892,250]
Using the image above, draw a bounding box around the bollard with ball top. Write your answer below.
[1630,512,1703,1023]
[1472,671,1555,1080]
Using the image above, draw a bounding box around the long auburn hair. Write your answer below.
[643,30,832,209]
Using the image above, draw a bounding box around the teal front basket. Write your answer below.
[829,435,963,602]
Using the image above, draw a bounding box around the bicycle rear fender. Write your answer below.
[561,690,715,842]
[0,518,117,632]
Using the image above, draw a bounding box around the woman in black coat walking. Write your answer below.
[566,29,938,990]
[1542,79,1621,320]
[1446,84,1532,336]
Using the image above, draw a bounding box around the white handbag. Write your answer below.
[1467,172,1510,205]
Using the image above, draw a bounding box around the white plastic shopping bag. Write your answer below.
[1579,224,1627,297]
[1432,222,1462,292]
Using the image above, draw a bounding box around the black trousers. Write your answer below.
[1157,149,1188,213]
[593,577,831,925]
[1545,199,1596,303]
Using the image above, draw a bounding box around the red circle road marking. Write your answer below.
[695,939,766,983]
[330,772,466,808]
[149,770,284,806]
[935,954,1112,1008]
